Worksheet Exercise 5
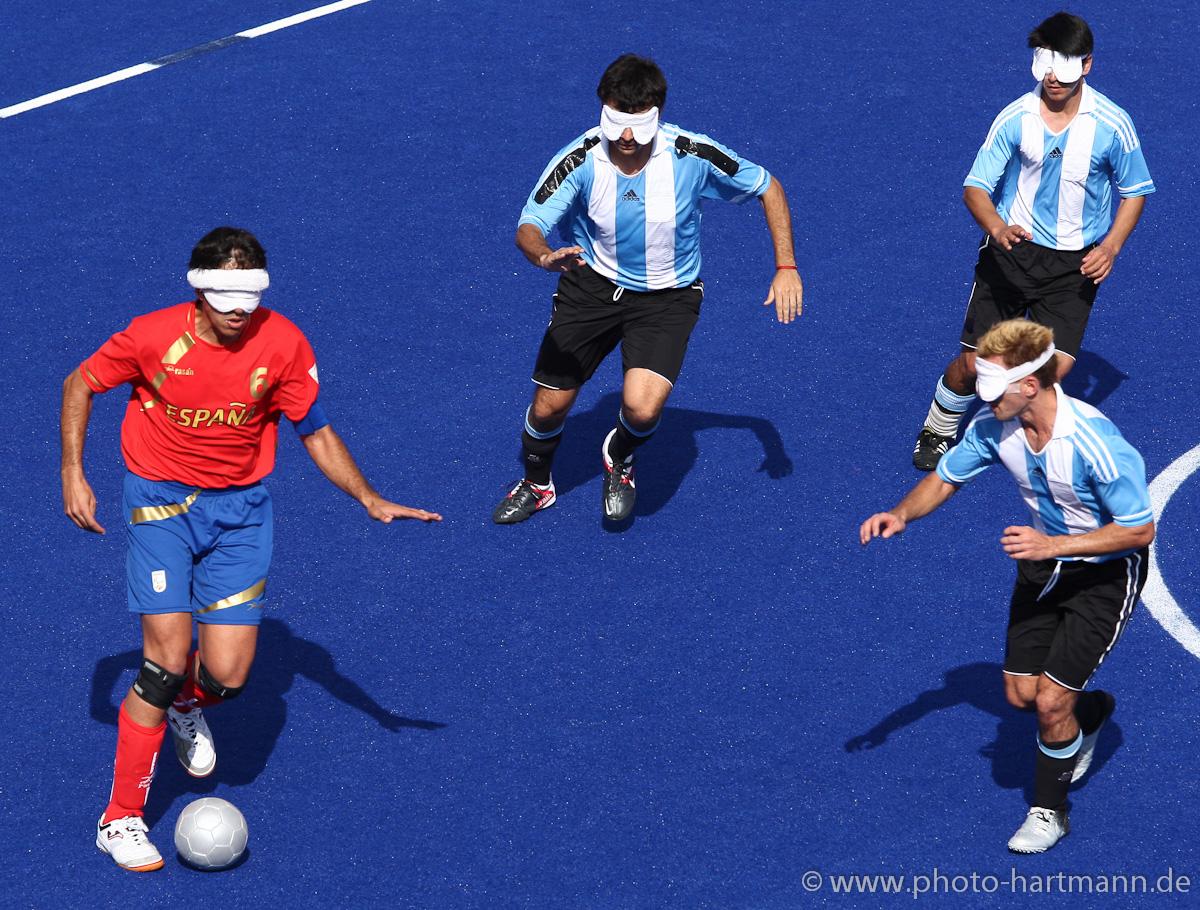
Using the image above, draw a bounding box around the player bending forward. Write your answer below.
[62,227,441,871]
[862,319,1153,853]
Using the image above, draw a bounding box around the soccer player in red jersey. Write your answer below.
[61,227,442,871]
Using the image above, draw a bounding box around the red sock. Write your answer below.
[172,650,224,714]
[102,704,166,824]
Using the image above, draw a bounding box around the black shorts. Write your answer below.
[959,236,1100,358]
[531,265,703,390]
[1004,548,1148,691]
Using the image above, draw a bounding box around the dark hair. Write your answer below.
[189,227,267,270]
[1028,12,1093,57]
[597,54,667,113]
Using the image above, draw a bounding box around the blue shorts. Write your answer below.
[123,473,273,626]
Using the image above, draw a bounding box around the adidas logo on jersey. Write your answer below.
[622,189,641,202]
[1048,147,1063,159]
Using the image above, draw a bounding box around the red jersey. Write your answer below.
[80,302,320,488]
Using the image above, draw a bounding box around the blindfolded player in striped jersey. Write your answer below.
[863,319,1155,853]
[912,13,1154,472]
[493,54,804,525]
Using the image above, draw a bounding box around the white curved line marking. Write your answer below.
[1144,443,1200,659]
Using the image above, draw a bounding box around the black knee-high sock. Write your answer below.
[609,418,656,464]
[1073,690,1108,736]
[1033,732,1081,810]
[522,429,562,486]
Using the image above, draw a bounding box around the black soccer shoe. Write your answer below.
[912,428,954,472]
[602,438,636,521]
[492,479,556,524]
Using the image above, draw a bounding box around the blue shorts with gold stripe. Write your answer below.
[123,472,272,625]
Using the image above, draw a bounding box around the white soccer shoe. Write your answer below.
[167,706,217,778]
[1007,806,1069,854]
[96,815,163,872]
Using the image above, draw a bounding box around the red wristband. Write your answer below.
[776,265,797,271]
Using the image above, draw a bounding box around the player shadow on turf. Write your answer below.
[957,350,1129,438]
[90,618,445,825]
[843,661,1124,796]
[551,391,792,519]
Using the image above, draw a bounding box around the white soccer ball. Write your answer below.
[174,797,249,870]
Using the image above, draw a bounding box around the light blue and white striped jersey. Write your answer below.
[519,123,771,291]
[963,84,1154,251]
[937,386,1153,563]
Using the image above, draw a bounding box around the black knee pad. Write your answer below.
[132,659,187,709]
[198,661,245,700]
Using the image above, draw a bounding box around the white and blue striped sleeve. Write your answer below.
[688,133,771,204]
[518,131,593,235]
[1081,425,1154,526]
[964,103,1022,193]
[937,415,1000,485]
[1108,129,1155,199]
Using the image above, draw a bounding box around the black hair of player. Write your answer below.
[1028,12,1093,58]
[189,227,267,270]
[597,54,667,113]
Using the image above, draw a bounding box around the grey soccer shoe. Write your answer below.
[167,705,217,778]
[96,815,164,872]
[601,429,636,522]
[1072,692,1116,782]
[1007,807,1069,854]
[492,479,556,524]
[912,428,954,471]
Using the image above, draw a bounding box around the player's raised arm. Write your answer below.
[300,424,442,523]
[758,178,804,323]
[60,369,105,533]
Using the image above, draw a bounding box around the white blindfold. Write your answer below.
[976,344,1057,403]
[187,268,269,313]
[1031,47,1085,84]
[600,105,659,144]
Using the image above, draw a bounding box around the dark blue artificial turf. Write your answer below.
[1,1,1197,907]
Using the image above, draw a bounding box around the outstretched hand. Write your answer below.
[764,268,803,323]
[859,512,905,545]
[367,500,443,523]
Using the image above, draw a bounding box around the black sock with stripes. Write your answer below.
[1074,690,1110,736]
[1033,733,1081,810]
[522,429,562,486]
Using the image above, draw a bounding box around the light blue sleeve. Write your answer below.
[1091,431,1154,526]
[1109,130,1155,199]
[518,131,593,235]
[688,133,772,204]
[937,416,1001,485]
[964,109,1021,193]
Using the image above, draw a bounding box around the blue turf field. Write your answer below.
[2,1,1198,907]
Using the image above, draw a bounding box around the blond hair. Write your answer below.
[976,320,1057,388]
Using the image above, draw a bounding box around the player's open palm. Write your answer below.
[368,500,443,523]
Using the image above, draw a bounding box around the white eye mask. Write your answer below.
[1031,47,1084,83]
[976,344,1057,402]
[600,105,659,144]
[187,268,269,313]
